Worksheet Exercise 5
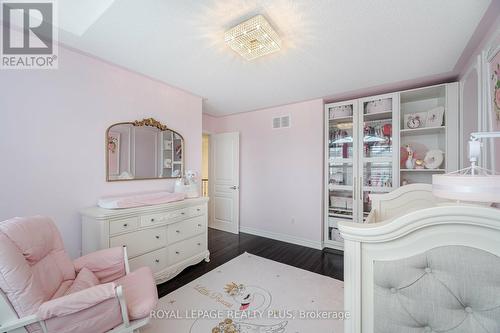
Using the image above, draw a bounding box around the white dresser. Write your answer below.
[80,197,210,284]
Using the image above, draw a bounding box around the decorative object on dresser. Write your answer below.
[174,170,200,198]
[106,118,184,181]
[81,197,210,285]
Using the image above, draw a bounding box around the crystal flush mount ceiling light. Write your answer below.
[224,15,281,60]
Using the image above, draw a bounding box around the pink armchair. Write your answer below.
[0,216,158,333]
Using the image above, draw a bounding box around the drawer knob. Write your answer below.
[197,242,201,246]
[181,212,185,215]
[197,224,202,227]
[176,230,180,233]
[123,223,128,227]
[155,235,160,239]
[151,218,155,222]
[175,251,180,255]
[155,259,160,263]
[197,208,201,211]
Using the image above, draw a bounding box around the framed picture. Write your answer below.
[488,44,500,126]
[485,34,500,172]
[426,106,445,128]
[108,131,120,176]
[404,112,427,129]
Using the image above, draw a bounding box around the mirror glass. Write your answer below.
[106,120,184,181]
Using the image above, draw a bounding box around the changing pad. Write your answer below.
[98,191,186,209]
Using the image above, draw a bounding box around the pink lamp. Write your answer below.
[432,132,500,203]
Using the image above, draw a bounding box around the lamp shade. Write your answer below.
[432,173,500,203]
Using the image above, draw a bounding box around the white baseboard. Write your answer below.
[239,226,323,250]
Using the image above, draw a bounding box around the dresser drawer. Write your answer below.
[109,217,139,235]
[188,205,206,217]
[167,215,206,244]
[168,234,206,266]
[140,207,190,227]
[129,247,168,273]
[110,227,166,258]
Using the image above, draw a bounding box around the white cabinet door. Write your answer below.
[357,93,399,223]
[209,132,240,234]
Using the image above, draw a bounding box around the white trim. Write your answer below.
[239,226,323,250]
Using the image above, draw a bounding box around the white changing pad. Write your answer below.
[98,191,186,209]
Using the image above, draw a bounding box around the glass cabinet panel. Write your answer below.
[361,96,395,189]
[327,102,356,244]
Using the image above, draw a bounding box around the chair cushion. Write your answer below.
[64,268,99,296]
[116,267,158,320]
[0,216,75,319]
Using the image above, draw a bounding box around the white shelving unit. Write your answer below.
[399,83,459,185]
[323,83,459,250]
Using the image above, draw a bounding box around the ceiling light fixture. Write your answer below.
[224,15,281,60]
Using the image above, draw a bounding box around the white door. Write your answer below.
[209,132,240,234]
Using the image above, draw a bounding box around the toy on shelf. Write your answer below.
[405,145,416,169]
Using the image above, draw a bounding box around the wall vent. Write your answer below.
[280,115,290,128]
[272,115,291,129]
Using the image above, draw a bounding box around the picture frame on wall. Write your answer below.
[487,44,500,126]
[484,32,500,172]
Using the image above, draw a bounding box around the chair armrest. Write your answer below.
[37,283,117,321]
[74,247,127,282]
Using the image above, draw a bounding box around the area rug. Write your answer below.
[142,252,345,333]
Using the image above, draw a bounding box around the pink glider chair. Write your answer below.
[0,216,158,333]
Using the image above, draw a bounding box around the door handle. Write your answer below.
[229,185,239,190]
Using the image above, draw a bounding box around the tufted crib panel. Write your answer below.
[374,246,500,333]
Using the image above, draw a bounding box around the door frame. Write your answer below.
[202,132,213,225]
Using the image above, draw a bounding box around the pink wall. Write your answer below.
[0,46,202,258]
[208,99,324,244]
[202,113,219,133]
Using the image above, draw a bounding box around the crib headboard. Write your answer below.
[368,184,449,223]
[338,205,500,333]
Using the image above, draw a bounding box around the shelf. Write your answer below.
[329,158,353,164]
[329,115,353,122]
[401,169,445,172]
[362,157,393,163]
[362,186,393,192]
[401,126,445,136]
[363,111,392,121]
[328,185,353,191]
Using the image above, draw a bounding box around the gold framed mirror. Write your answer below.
[106,118,184,181]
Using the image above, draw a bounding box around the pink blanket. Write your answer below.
[98,191,186,209]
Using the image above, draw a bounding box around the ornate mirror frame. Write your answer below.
[105,118,185,181]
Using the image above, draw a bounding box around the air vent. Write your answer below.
[272,117,281,129]
[272,115,291,129]
[281,115,290,128]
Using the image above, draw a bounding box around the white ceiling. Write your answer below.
[58,0,491,116]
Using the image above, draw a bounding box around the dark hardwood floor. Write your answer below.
[157,228,344,298]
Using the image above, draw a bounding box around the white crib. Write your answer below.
[338,184,500,333]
